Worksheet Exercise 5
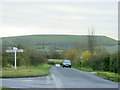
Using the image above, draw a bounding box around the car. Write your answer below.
[63,60,71,68]
[55,64,61,67]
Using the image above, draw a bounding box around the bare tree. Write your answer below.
[87,26,96,54]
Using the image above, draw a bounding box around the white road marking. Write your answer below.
[22,80,33,82]
[46,76,50,84]
[51,74,63,88]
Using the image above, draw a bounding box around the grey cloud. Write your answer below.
[0,2,118,39]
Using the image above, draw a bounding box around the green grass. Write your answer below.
[73,66,94,72]
[73,66,120,82]
[0,86,8,88]
[95,72,120,82]
[38,49,63,53]
[0,86,12,90]
[2,64,52,77]
[105,45,118,53]
[3,35,118,53]
[56,50,63,52]
[48,59,64,64]
[0,87,19,90]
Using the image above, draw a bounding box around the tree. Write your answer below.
[109,53,118,73]
[48,45,61,59]
[63,49,79,61]
[87,27,96,54]
[74,41,88,52]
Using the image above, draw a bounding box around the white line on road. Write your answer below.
[51,74,63,88]
[22,80,33,82]
[46,76,50,84]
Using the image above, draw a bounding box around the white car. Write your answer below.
[55,64,61,67]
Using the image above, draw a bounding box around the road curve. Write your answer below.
[50,66,118,88]
[1,66,118,88]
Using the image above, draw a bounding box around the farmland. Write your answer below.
[2,35,118,53]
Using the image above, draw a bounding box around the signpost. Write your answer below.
[6,47,23,69]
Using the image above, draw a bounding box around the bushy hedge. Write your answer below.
[2,44,48,67]
[80,52,119,73]
[62,49,119,74]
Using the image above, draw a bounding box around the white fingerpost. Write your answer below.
[6,47,23,69]
[13,47,17,69]
[15,50,17,69]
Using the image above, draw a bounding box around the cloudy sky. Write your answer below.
[0,0,118,40]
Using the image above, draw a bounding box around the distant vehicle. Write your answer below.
[55,64,61,67]
[63,60,71,68]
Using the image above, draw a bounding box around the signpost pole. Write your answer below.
[6,47,23,69]
[15,50,17,69]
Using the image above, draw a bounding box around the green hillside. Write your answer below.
[2,35,118,53]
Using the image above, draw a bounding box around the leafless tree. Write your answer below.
[87,26,96,54]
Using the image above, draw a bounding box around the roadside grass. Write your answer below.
[73,66,120,82]
[2,64,52,77]
[0,86,7,88]
[48,59,64,64]
[73,66,94,72]
[1,87,19,90]
[95,72,120,82]
[0,86,13,90]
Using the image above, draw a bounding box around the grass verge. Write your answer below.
[73,66,120,82]
[1,87,19,90]
[95,72,120,82]
[0,86,7,88]
[73,66,94,72]
[2,64,52,78]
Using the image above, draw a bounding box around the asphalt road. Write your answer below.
[1,66,118,88]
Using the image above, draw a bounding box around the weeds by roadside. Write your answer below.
[73,66,120,82]
[95,72,120,82]
[2,64,52,78]
[73,66,94,72]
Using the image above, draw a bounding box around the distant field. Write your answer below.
[2,35,119,53]
[48,59,64,64]
[38,48,63,53]
[105,45,118,53]
[3,35,117,45]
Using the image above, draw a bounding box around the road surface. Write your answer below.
[1,66,118,88]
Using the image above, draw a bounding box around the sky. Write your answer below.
[0,0,118,40]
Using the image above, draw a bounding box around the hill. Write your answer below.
[2,35,118,53]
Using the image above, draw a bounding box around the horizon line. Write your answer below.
[1,34,118,41]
